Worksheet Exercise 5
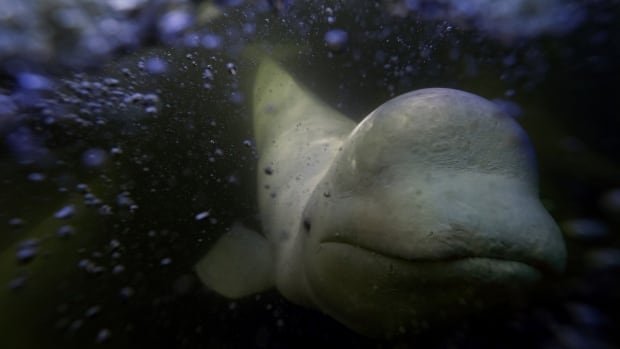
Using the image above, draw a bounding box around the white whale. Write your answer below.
[195,58,566,337]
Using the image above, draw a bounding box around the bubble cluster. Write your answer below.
[398,0,584,42]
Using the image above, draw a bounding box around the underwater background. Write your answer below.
[1,0,619,348]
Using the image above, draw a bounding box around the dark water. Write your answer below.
[1,1,619,348]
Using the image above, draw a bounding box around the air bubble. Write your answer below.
[54,205,76,219]
[226,62,237,75]
[324,29,349,51]
[195,211,210,221]
[158,10,192,38]
[57,225,75,238]
[95,328,111,343]
[85,305,101,318]
[202,68,214,81]
[8,275,28,290]
[16,239,39,264]
[8,217,24,228]
[144,57,168,74]
[119,286,134,300]
[82,148,107,168]
[563,219,609,241]
[27,172,46,182]
[202,34,222,49]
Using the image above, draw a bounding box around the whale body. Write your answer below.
[195,58,566,337]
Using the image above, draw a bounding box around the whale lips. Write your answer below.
[308,171,566,278]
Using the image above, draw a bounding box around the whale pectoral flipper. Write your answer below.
[195,223,275,298]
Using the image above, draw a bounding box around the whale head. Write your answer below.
[299,88,566,337]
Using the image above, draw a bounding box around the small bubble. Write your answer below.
[195,211,210,221]
[243,22,256,34]
[563,219,609,241]
[103,78,119,86]
[226,62,237,75]
[216,0,244,7]
[264,166,274,175]
[85,305,101,318]
[8,275,28,290]
[601,188,620,214]
[202,34,222,49]
[566,303,606,328]
[8,217,24,228]
[116,192,134,207]
[27,172,46,182]
[145,106,158,115]
[324,29,348,51]
[57,225,75,238]
[95,328,111,343]
[109,239,121,250]
[119,286,134,300]
[112,265,125,274]
[68,319,83,332]
[78,259,106,275]
[82,148,107,168]
[54,205,76,219]
[84,193,102,207]
[76,183,90,193]
[17,73,53,90]
[124,93,143,104]
[143,93,159,105]
[160,257,172,266]
[98,205,113,215]
[202,68,214,81]
[230,91,243,104]
[158,10,193,37]
[16,239,39,264]
[586,248,620,270]
[492,99,523,119]
[144,57,168,74]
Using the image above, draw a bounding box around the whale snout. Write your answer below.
[301,171,565,337]
[309,171,565,276]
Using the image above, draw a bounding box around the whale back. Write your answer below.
[251,58,356,303]
[196,58,355,302]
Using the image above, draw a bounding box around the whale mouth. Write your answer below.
[318,239,545,281]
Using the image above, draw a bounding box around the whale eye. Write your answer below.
[303,218,312,233]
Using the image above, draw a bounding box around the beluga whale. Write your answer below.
[195,57,566,337]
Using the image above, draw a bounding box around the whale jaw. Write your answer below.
[300,176,563,337]
[304,240,542,338]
